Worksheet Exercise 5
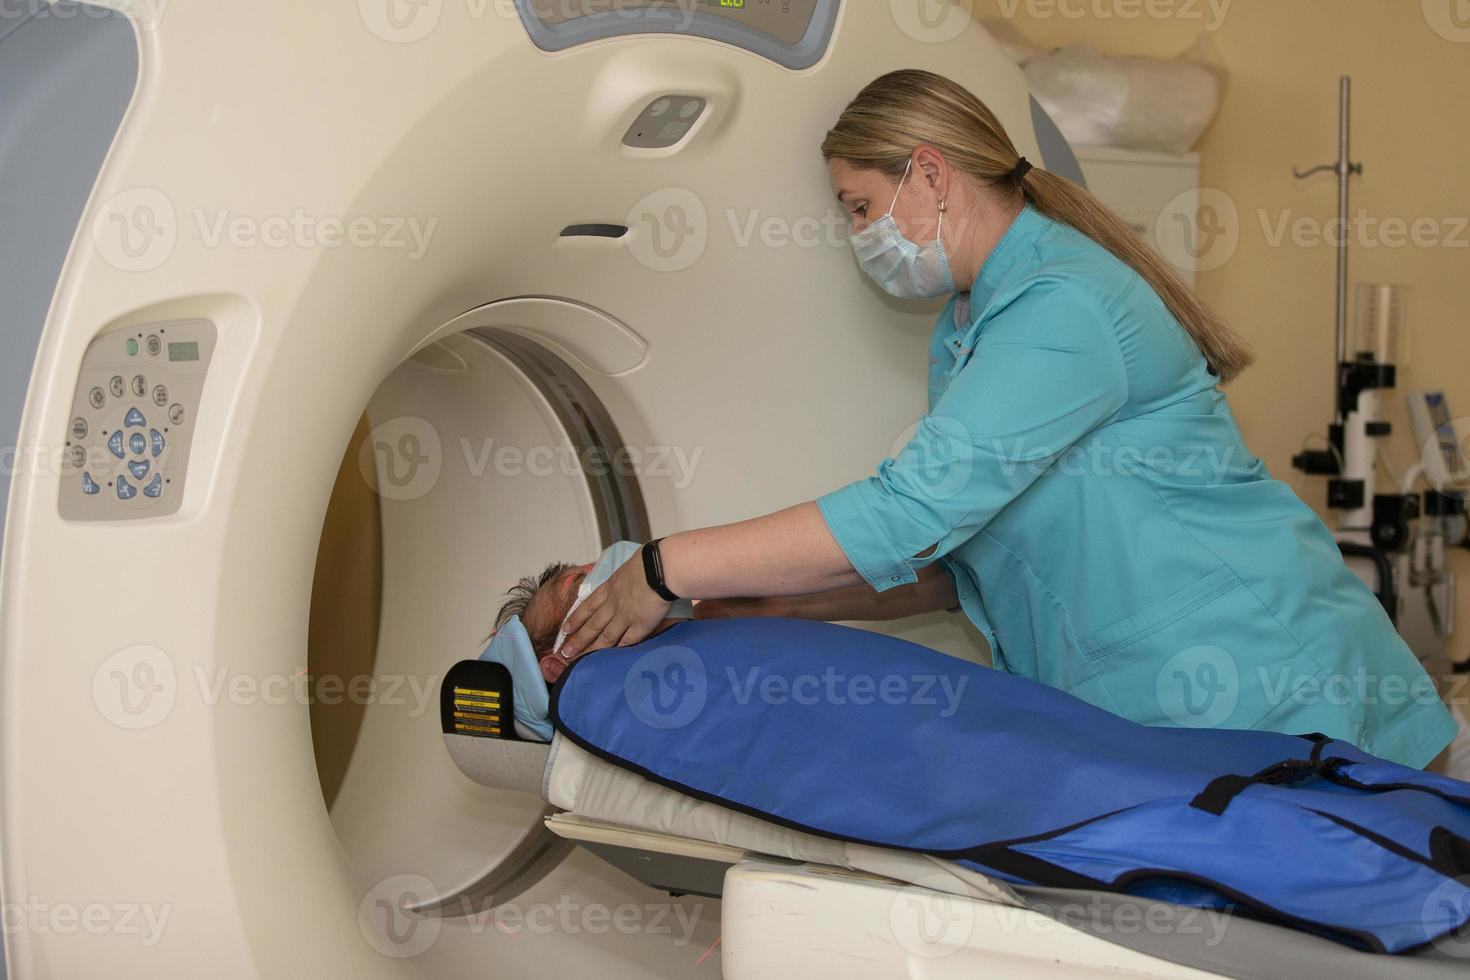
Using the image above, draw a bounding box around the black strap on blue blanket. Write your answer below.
[1189,733,1348,816]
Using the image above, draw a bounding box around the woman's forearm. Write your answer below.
[783,562,959,621]
[698,562,958,622]
[660,501,866,599]
[662,499,959,619]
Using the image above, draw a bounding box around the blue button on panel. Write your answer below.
[125,407,146,428]
[108,431,125,459]
[149,429,165,457]
[116,476,137,501]
[82,473,99,495]
[129,432,146,456]
[128,460,151,480]
[143,474,163,499]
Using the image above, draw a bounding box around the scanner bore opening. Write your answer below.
[308,326,649,915]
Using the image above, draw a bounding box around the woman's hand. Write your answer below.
[557,555,672,661]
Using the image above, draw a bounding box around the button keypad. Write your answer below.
[63,319,214,519]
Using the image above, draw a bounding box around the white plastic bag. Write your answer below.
[1023,37,1225,153]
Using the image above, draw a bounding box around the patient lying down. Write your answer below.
[481,539,958,740]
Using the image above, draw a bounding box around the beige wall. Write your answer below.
[971,0,1470,663]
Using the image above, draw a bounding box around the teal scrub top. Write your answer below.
[816,204,1456,769]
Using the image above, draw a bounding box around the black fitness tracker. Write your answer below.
[641,538,681,602]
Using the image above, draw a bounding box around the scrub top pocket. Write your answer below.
[1078,569,1329,734]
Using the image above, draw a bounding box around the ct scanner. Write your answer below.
[0,3,1434,979]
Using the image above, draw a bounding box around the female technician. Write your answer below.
[559,69,1455,769]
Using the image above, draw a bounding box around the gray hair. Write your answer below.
[491,561,573,653]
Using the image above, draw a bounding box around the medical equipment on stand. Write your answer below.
[1403,393,1470,665]
[1287,84,1406,610]
[1288,78,1467,683]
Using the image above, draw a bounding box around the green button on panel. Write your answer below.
[125,338,139,356]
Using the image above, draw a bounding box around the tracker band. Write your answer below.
[641,538,681,602]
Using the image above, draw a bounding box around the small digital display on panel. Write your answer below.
[529,0,814,46]
[168,341,200,363]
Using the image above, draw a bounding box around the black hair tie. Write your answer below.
[1007,157,1034,183]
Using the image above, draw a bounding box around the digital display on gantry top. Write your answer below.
[528,0,823,47]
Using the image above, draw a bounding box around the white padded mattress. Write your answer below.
[542,732,1018,904]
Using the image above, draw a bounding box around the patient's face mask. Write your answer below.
[551,541,696,656]
[848,155,956,301]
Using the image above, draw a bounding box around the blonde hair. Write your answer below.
[821,69,1253,383]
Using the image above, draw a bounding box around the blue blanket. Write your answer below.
[550,617,1470,954]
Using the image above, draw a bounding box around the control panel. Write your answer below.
[58,319,216,521]
[516,0,838,71]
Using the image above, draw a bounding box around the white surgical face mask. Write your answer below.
[551,541,697,656]
[848,156,956,300]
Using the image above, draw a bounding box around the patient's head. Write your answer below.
[492,560,594,667]
[492,551,693,684]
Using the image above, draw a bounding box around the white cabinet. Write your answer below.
[1074,146,1202,286]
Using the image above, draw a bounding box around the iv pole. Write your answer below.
[1292,76,1363,420]
[1290,77,1388,541]
[1289,77,1405,621]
